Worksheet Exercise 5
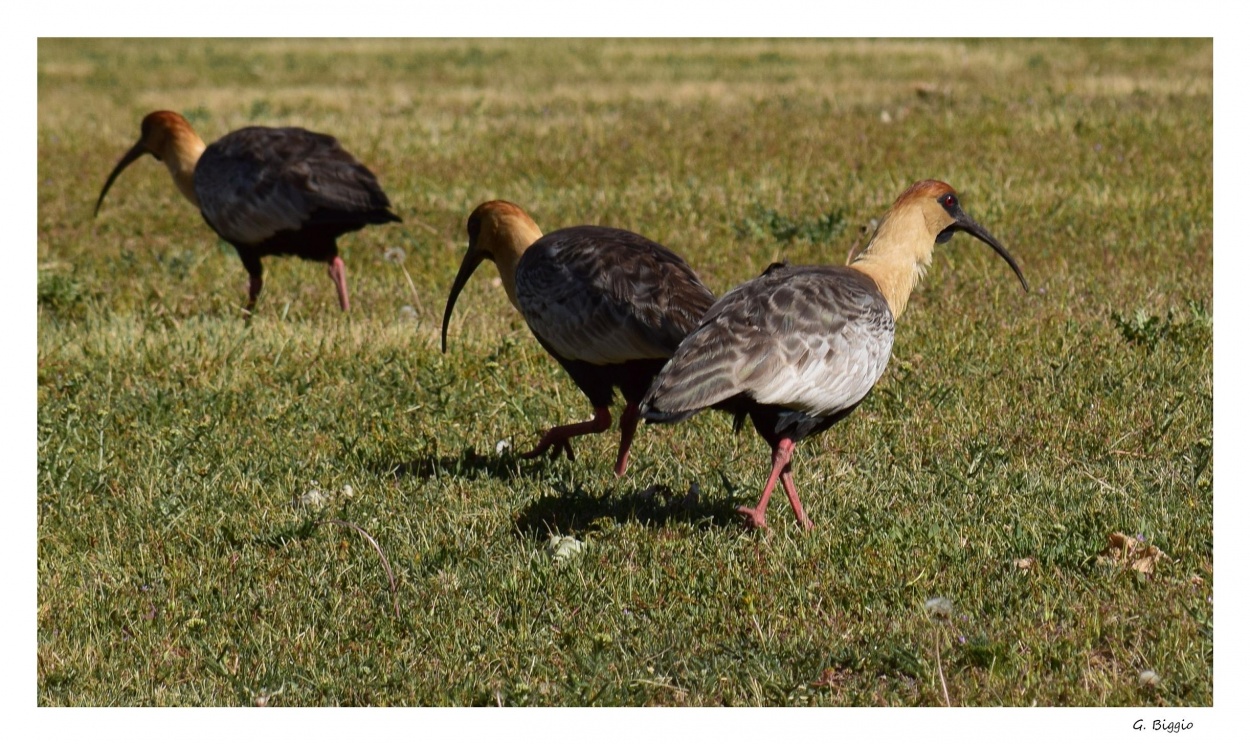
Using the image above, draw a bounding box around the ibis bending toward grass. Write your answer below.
[640,180,1028,529]
[441,201,716,476]
[95,111,400,312]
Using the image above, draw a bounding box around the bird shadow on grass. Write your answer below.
[513,480,743,540]
[372,446,526,483]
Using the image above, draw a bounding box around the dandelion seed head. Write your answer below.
[924,597,954,619]
[1139,669,1161,687]
[384,246,407,264]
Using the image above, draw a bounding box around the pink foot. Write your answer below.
[736,505,769,530]
[520,433,576,461]
[520,407,611,463]
[736,437,798,531]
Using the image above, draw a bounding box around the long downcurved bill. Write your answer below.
[440,248,487,353]
[941,213,1029,292]
[94,141,147,217]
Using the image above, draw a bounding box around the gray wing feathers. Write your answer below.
[516,227,714,365]
[196,156,308,244]
[646,265,895,416]
[194,127,390,245]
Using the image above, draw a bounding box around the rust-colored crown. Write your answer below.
[892,179,956,206]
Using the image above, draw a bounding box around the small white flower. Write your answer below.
[384,246,407,264]
[341,485,354,498]
[547,535,584,564]
[924,597,954,619]
[296,488,328,508]
[1139,670,1161,687]
[496,439,511,455]
[399,305,418,320]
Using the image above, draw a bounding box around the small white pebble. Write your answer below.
[341,485,354,498]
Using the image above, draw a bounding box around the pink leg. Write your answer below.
[521,407,612,462]
[327,257,350,312]
[614,402,641,477]
[780,467,813,530]
[737,438,795,529]
[246,274,263,313]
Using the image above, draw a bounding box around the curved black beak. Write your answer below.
[94,140,148,217]
[441,246,487,353]
[940,210,1029,292]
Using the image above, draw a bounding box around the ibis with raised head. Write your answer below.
[95,111,400,312]
[442,201,716,476]
[641,180,1028,529]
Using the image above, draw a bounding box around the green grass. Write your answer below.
[37,38,1212,706]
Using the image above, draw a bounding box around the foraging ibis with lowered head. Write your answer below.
[641,180,1028,529]
[442,201,716,476]
[95,111,400,312]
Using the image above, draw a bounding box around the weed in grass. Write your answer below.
[1110,302,1212,351]
[37,271,89,314]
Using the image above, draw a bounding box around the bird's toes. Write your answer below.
[736,505,769,530]
[519,441,548,460]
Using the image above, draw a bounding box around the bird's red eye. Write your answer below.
[943,194,956,207]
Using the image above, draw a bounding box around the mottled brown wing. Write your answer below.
[195,126,393,245]
[515,226,715,365]
[643,265,895,418]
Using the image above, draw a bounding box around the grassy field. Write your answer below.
[37,38,1212,706]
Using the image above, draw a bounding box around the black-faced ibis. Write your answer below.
[641,180,1028,529]
[442,200,716,476]
[95,110,400,312]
